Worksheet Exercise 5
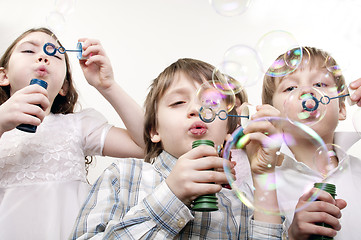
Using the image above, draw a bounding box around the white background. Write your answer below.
[1,0,361,183]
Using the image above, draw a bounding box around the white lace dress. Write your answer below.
[0,108,112,240]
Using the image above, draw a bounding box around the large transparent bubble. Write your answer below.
[223,117,329,216]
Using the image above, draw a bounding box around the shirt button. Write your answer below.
[177,218,186,228]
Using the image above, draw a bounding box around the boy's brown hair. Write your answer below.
[0,27,78,113]
[262,46,346,106]
[143,58,248,162]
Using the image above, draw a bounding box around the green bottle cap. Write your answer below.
[192,140,215,148]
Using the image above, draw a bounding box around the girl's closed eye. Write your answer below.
[21,50,34,54]
[52,54,62,60]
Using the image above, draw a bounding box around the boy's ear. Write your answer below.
[0,67,10,86]
[338,101,346,121]
[150,128,161,143]
[58,79,69,96]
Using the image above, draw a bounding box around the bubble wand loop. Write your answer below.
[43,42,86,60]
[198,107,249,123]
[301,93,350,112]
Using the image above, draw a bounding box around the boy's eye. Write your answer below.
[170,101,186,106]
[284,86,296,92]
[314,82,327,88]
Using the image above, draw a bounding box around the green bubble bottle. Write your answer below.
[310,182,336,240]
[191,140,219,212]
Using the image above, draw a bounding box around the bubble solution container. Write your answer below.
[309,182,336,240]
[191,139,219,212]
[16,79,48,133]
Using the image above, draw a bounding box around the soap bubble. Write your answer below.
[284,87,327,127]
[222,44,263,88]
[196,81,236,113]
[256,30,304,77]
[209,0,252,17]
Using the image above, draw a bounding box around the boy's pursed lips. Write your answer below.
[189,121,208,135]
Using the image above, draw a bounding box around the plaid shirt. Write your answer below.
[70,151,285,239]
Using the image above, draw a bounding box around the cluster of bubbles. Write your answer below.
[196,28,353,215]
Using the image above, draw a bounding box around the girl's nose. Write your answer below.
[37,57,49,64]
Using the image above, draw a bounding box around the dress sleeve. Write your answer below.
[78,108,113,156]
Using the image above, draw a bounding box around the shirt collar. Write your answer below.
[152,150,177,178]
[279,132,358,178]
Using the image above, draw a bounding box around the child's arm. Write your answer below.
[242,104,284,224]
[78,38,144,158]
[288,188,347,240]
[0,84,49,137]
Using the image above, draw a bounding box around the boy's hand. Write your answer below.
[78,38,115,92]
[288,188,347,240]
[242,105,282,174]
[349,78,361,106]
[165,145,234,206]
[0,84,49,136]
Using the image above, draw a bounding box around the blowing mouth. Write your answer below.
[189,121,208,135]
[35,66,48,77]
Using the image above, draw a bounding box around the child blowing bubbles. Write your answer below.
[70,58,286,239]
[243,46,361,239]
[0,28,144,240]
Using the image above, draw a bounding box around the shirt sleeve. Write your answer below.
[70,159,193,240]
[78,108,112,156]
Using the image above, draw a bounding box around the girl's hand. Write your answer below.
[349,78,361,107]
[78,38,115,92]
[0,84,49,136]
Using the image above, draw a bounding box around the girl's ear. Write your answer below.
[339,101,347,121]
[0,67,10,86]
[150,128,161,143]
[58,79,69,96]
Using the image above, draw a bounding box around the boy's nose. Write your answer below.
[187,103,201,118]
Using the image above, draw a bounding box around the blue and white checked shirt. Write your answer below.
[70,151,285,239]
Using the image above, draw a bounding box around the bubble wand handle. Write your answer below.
[191,140,219,212]
[16,79,48,133]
